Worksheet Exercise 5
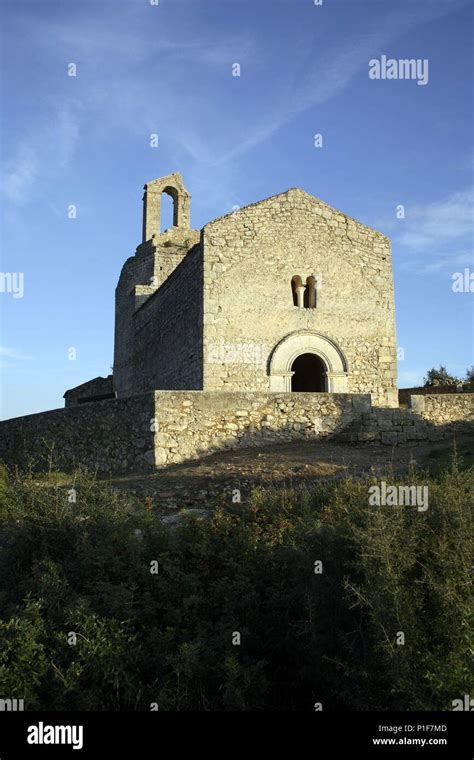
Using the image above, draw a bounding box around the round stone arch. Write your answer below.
[268,331,348,392]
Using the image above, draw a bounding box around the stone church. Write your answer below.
[99,171,397,408]
[3,172,471,475]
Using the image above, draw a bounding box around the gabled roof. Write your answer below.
[63,375,112,398]
[204,187,389,240]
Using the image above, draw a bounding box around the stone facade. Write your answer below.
[111,173,398,406]
[202,190,397,406]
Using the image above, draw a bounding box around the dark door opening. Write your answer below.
[291,353,326,392]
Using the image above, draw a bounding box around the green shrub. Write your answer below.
[0,456,472,710]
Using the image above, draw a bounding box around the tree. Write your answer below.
[424,365,458,387]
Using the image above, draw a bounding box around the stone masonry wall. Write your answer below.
[202,189,397,406]
[114,171,201,398]
[151,391,371,466]
[114,240,203,397]
[338,394,474,444]
[1,393,472,474]
[113,228,202,396]
[410,393,474,425]
[0,393,156,474]
[64,375,114,406]
[131,244,204,392]
[398,385,467,405]
[0,392,370,474]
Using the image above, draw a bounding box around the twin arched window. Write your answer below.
[291,275,316,309]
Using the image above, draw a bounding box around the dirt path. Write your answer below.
[107,434,473,516]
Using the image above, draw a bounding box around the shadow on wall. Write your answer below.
[0,393,157,475]
[151,415,474,472]
[336,408,474,447]
[159,413,351,467]
[0,392,364,475]
[1,408,473,477]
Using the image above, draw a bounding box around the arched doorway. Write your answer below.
[291,353,326,392]
[268,331,348,392]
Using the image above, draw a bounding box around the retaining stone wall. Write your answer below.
[0,392,370,473]
[338,394,474,444]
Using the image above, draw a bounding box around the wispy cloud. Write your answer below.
[215,0,470,165]
[0,346,33,368]
[0,346,32,360]
[371,178,474,277]
[29,7,255,70]
[2,101,82,205]
[397,187,474,251]
[405,250,474,274]
[1,4,256,204]
[393,186,474,273]
[2,146,39,204]
[2,0,469,207]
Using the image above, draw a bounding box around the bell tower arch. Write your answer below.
[142,172,191,242]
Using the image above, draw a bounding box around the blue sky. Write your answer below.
[1,0,473,419]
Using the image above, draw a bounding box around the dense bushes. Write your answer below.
[0,457,472,710]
